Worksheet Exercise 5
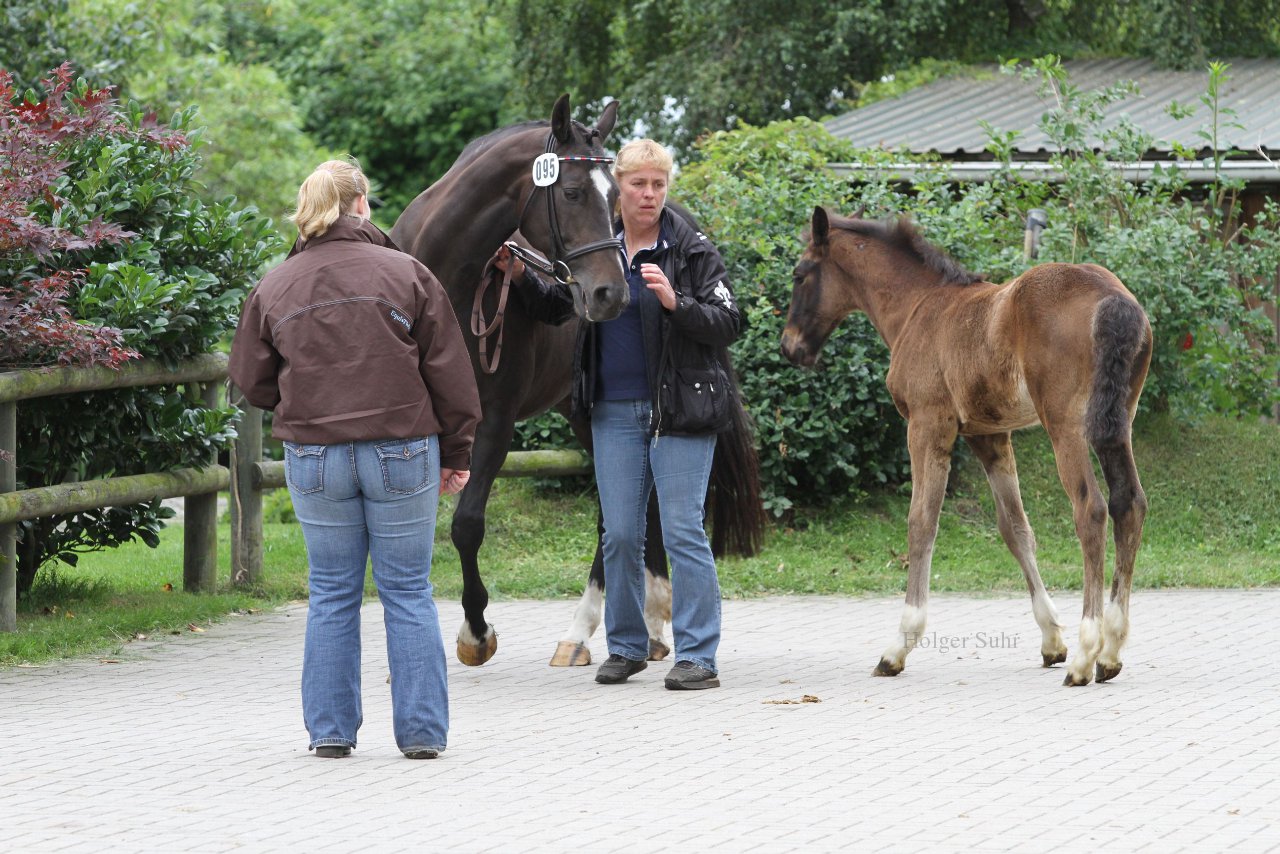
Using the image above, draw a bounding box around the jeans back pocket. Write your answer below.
[375,437,433,495]
[283,442,326,494]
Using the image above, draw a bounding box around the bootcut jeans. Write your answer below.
[591,398,722,673]
[284,435,447,755]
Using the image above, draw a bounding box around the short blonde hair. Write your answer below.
[613,139,673,182]
[290,158,370,240]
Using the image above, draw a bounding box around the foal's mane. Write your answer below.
[830,214,983,286]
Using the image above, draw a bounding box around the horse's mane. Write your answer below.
[829,214,984,286]
[451,116,602,172]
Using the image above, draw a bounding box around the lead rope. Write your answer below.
[471,254,515,374]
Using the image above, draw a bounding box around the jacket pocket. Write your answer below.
[283,442,326,494]
[659,364,730,434]
[375,437,433,495]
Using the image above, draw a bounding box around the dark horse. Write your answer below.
[781,207,1151,686]
[392,96,763,666]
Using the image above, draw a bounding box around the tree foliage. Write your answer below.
[509,0,1280,156]
[222,0,517,215]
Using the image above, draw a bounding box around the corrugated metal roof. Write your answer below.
[824,58,1280,157]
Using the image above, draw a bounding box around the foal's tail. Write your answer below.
[708,356,765,558]
[1085,294,1152,452]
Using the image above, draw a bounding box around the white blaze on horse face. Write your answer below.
[590,166,612,209]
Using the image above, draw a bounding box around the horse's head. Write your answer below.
[781,206,861,367]
[518,95,628,322]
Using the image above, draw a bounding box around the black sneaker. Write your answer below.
[595,654,648,684]
[404,748,439,760]
[314,745,351,758]
[664,660,720,690]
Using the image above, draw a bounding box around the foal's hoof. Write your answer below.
[1095,661,1123,683]
[1062,670,1092,687]
[457,626,498,666]
[873,658,903,677]
[647,639,671,661]
[1042,650,1067,667]
[549,641,591,667]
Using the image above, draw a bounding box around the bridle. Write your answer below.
[471,128,622,373]
[507,129,621,286]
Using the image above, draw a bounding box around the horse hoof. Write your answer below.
[1096,661,1123,683]
[457,628,498,666]
[1062,671,1092,687]
[647,639,671,661]
[873,658,903,677]
[549,641,591,667]
[1042,650,1067,667]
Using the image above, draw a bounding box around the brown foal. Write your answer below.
[781,207,1152,686]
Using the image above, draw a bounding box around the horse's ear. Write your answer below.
[595,99,619,142]
[551,94,572,143]
[812,206,830,246]
[853,204,866,220]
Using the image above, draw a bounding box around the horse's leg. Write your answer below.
[450,415,516,666]
[642,495,672,660]
[875,415,957,676]
[965,433,1067,667]
[1044,425,1109,686]
[1094,436,1147,683]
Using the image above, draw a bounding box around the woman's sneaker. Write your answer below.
[595,654,648,684]
[314,745,351,758]
[664,661,720,690]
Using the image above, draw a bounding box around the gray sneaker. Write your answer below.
[595,654,648,684]
[664,660,720,690]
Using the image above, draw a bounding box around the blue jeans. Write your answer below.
[285,436,447,754]
[591,399,721,672]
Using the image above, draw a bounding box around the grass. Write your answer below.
[3,412,1277,665]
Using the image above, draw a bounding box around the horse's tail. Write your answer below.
[708,356,766,558]
[1085,294,1151,452]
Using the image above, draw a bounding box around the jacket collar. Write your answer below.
[288,217,401,258]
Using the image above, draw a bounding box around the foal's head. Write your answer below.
[781,206,980,366]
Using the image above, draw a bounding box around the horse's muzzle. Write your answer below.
[780,327,817,367]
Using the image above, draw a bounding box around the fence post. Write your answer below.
[230,396,263,587]
[1,401,16,632]
[182,383,220,593]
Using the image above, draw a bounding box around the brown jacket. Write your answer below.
[228,217,481,469]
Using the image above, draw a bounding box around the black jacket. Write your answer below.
[512,207,741,435]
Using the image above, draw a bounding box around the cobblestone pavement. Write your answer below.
[3,590,1278,853]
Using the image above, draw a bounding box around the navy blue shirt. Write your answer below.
[595,223,668,401]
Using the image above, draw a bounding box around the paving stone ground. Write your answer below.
[3,590,1278,853]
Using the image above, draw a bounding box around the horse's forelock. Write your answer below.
[829,215,981,286]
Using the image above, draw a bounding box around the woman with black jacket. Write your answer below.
[503,139,741,690]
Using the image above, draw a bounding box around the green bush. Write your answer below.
[10,75,281,594]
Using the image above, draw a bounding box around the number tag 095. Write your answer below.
[532,153,559,187]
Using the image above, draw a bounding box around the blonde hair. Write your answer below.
[290,158,370,240]
[612,139,673,182]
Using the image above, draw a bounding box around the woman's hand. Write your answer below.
[493,245,525,282]
[440,468,470,495]
[641,263,676,310]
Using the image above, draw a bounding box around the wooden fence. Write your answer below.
[0,355,590,632]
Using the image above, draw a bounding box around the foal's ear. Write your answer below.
[811,206,830,246]
[595,100,619,142]
[551,94,572,143]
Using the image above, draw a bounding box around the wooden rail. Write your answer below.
[0,355,591,631]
